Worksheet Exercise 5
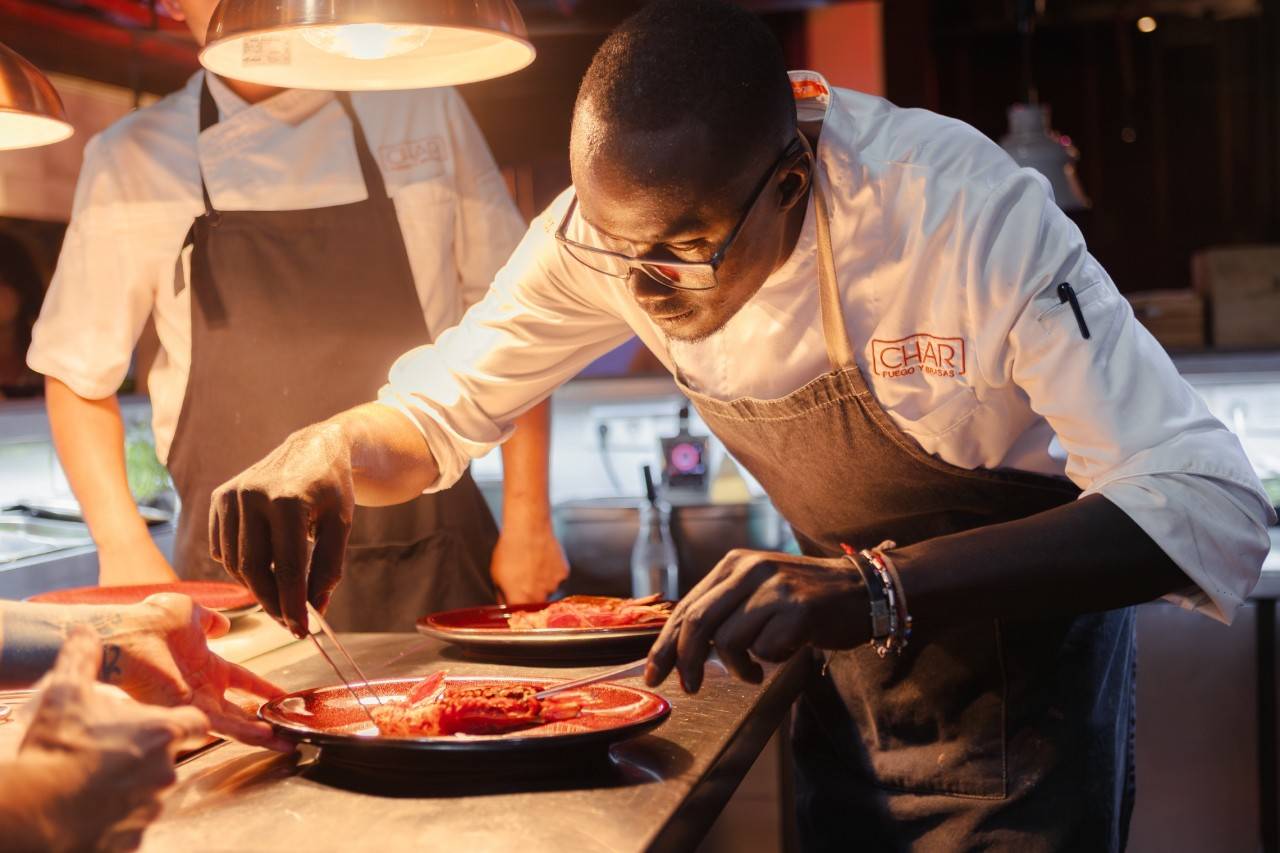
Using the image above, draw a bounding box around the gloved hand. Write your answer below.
[644,549,868,693]
[209,421,356,636]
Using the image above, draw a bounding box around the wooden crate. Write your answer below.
[1126,289,1206,351]
[1192,245,1280,348]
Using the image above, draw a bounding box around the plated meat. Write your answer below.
[506,594,673,631]
[370,672,582,737]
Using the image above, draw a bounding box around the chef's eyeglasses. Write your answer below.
[554,135,809,291]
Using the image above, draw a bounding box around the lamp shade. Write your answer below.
[999,103,1090,212]
[200,0,536,91]
[0,42,73,150]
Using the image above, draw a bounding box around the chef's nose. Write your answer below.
[629,268,673,303]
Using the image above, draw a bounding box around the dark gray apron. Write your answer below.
[678,178,1136,852]
[166,78,497,631]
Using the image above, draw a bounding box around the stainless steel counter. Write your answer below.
[140,634,806,853]
[0,518,175,600]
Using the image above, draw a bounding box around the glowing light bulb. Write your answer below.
[0,113,73,150]
[301,23,432,61]
[1136,16,1157,33]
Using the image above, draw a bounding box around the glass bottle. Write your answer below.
[631,464,679,599]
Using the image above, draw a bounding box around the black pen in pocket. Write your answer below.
[1057,282,1091,340]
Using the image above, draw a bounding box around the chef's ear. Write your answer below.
[158,0,187,22]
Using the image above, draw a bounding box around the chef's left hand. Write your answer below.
[644,549,867,693]
[490,522,570,604]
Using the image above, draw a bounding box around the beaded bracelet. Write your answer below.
[839,543,892,641]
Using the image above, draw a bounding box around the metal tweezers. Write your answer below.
[305,602,384,728]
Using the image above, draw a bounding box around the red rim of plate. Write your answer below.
[28,581,257,612]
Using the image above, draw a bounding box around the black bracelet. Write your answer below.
[864,545,912,656]
[840,544,892,641]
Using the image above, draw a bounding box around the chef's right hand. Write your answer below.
[7,627,209,852]
[209,422,355,637]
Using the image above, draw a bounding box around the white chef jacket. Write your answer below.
[380,71,1274,623]
[27,71,525,463]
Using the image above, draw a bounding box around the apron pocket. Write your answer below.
[828,619,1008,799]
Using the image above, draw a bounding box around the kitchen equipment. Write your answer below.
[659,405,709,496]
[0,42,72,150]
[552,498,640,597]
[305,602,382,719]
[304,636,378,729]
[417,602,666,660]
[553,497,786,598]
[201,0,535,91]
[533,658,647,700]
[0,514,92,563]
[258,675,670,773]
[4,500,171,526]
[999,102,1089,211]
[631,465,678,599]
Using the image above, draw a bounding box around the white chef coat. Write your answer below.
[27,71,525,463]
[380,70,1274,623]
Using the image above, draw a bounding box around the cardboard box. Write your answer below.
[1127,289,1206,351]
[1192,245,1280,348]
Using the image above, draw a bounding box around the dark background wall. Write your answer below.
[884,0,1280,294]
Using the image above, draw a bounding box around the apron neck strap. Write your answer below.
[813,177,856,371]
[334,91,391,201]
[195,77,391,216]
[196,77,218,216]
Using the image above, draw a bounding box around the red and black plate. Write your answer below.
[416,602,669,660]
[29,581,259,618]
[259,674,671,772]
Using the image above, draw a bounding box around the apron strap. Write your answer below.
[813,178,857,371]
[196,76,218,217]
[177,75,219,297]
[335,92,392,201]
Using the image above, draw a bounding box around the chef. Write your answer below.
[207,0,1275,848]
[26,0,568,628]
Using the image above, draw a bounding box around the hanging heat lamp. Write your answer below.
[1000,103,1090,212]
[0,42,73,150]
[200,0,536,91]
[998,0,1090,211]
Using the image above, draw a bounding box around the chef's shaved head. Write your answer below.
[571,0,795,193]
[567,0,813,345]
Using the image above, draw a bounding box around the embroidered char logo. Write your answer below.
[379,136,446,171]
[870,334,966,379]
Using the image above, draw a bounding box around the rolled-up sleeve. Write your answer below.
[27,136,155,399]
[968,169,1276,623]
[379,194,635,491]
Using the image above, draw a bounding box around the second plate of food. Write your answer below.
[417,595,673,659]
